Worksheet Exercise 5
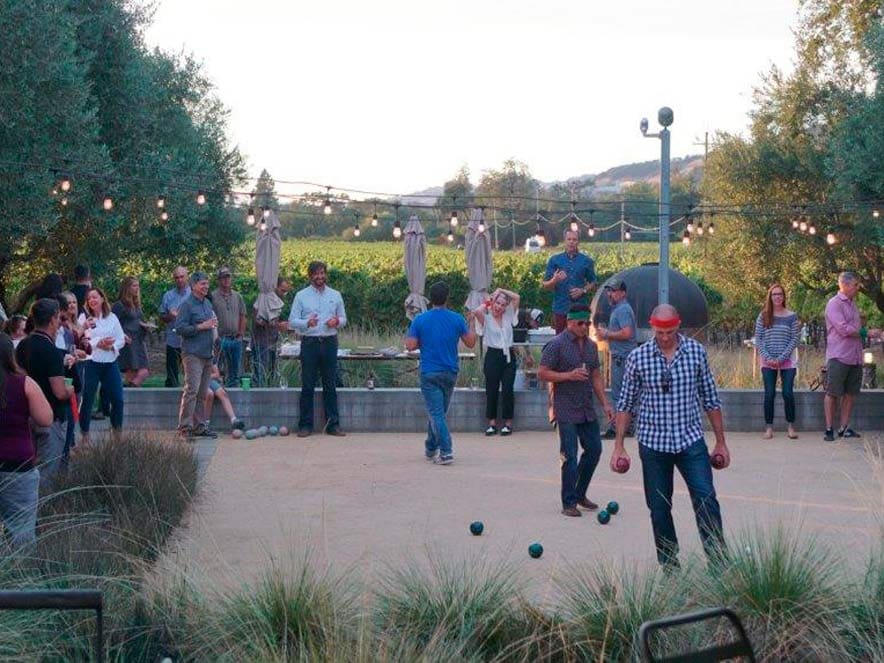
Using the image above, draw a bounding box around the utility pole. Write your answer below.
[619,201,625,262]
[640,106,674,305]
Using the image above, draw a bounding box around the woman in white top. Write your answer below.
[77,287,126,444]
[470,288,520,436]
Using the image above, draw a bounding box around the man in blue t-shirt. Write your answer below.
[542,229,597,333]
[406,281,477,465]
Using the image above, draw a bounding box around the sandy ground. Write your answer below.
[159,429,884,598]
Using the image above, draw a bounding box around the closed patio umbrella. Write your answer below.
[254,209,283,323]
[464,207,493,320]
[403,214,428,320]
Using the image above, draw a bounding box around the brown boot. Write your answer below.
[561,506,582,517]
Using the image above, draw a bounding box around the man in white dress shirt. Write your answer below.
[286,261,347,437]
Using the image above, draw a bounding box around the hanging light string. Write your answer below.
[4,159,881,244]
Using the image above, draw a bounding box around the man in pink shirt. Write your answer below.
[823,272,880,441]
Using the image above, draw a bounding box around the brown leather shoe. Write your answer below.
[325,428,347,437]
[561,506,582,517]
[577,498,598,511]
[297,429,312,438]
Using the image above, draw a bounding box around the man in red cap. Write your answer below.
[608,304,730,568]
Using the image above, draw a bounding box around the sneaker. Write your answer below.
[839,427,861,439]
[325,428,347,437]
[425,450,438,462]
[577,498,598,511]
[484,425,498,436]
[433,454,454,465]
[297,429,312,438]
[177,427,194,441]
[192,425,218,439]
[561,506,582,517]
[500,425,512,436]
[823,428,835,442]
[602,428,616,440]
[231,418,246,431]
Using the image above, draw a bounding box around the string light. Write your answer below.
[624,229,632,241]
[447,230,454,242]
[569,216,579,233]
[51,188,58,196]
[247,208,256,225]
[60,197,68,207]
[791,217,800,229]
[707,213,715,235]
[450,210,458,227]
[353,224,361,237]
[103,196,113,210]
[156,196,165,209]
[696,221,704,236]
[874,209,880,218]
[587,223,595,238]
[799,217,808,232]
[808,223,816,235]
[323,198,332,215]
[259,218,267,231]
[826,232,837,245]
[262,206,271,219]
[196,191,206,205]
[160,211,169,221]
[59,176,71,192]
[371,212,378,227]
[682,230,691,246]
[686,217,694,234]
[393,219,401,239]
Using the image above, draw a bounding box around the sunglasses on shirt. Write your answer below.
[661,367,673,394]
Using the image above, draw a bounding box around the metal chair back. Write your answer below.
[638,606,755,663]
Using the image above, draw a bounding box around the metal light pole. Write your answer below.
[640,107,674,305]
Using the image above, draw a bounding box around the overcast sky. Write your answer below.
[144,0,797,197]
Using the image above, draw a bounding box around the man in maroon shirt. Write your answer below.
[539,304,614,517]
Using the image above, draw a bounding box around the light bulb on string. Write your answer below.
[826,232,836,245]
[808,223,816,235]
[624,229,632,241]
[103,196,113,211]
[323,198,332,215]
[160,211,169,221]
[259,219,267,231]
[156,196,165,209]
[353,224,361,237]
[447,230,454,243]
[478,220,486,233]
[60,176,71,192]
[262,207,271,219]
[799,217,808,232]
[791,218,800,229]
[60,197,68,207]
[393,220,402,239]
[707,214,715,235]
[569,217,579,233]
[196,191,206,206]
[686,216,694,233]
[246,208,256,225]
[450,210,458,227]
[588,224,595,238]
[51,188,58,197]
[874,209,880,219]
[682,230,691,246]
[371,213,378,227]
[696,222,703,236]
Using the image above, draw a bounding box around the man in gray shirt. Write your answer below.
[598,278,637,439]
[211,266,247,387]
[175,272,218,439]
[159,266,190,387]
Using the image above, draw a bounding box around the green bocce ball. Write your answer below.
[528,542,543,559]
[606,501,620,515]
[597,510,611,525]
[257,426,268,437]
[269,426,279,436]
[244,429,258,440]
[469,521,484,536]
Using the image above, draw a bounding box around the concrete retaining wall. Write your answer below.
[124,388,884,433]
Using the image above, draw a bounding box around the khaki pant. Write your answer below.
[179,354,213,430]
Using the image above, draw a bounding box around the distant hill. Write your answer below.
[404,155,705,202]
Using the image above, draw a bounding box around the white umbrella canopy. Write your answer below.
[254,209,284,323]
[464,207,493,313]
[403,215,428,320]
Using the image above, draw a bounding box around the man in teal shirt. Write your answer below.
[542,229,597,333]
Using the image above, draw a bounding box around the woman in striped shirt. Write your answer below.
[754,284,801,439]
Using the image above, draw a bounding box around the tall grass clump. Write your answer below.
[374,555,538,661]
[558,561,693,662]
[696,526,848,660]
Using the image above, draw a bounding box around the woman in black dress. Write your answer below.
[113,276,150,386]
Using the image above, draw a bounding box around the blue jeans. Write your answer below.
[299,336,340,432]
[420,371,457,458]
[252,343,278,387]
[221,337,243,388]
[558,420,602,507]
[0,469,39,551]
[762,367,796,425]
[639,439,726,567]
[80,361,124,433]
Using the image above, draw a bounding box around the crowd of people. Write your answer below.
[0,235,880,565]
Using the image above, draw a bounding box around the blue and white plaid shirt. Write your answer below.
[616,334,721,453]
